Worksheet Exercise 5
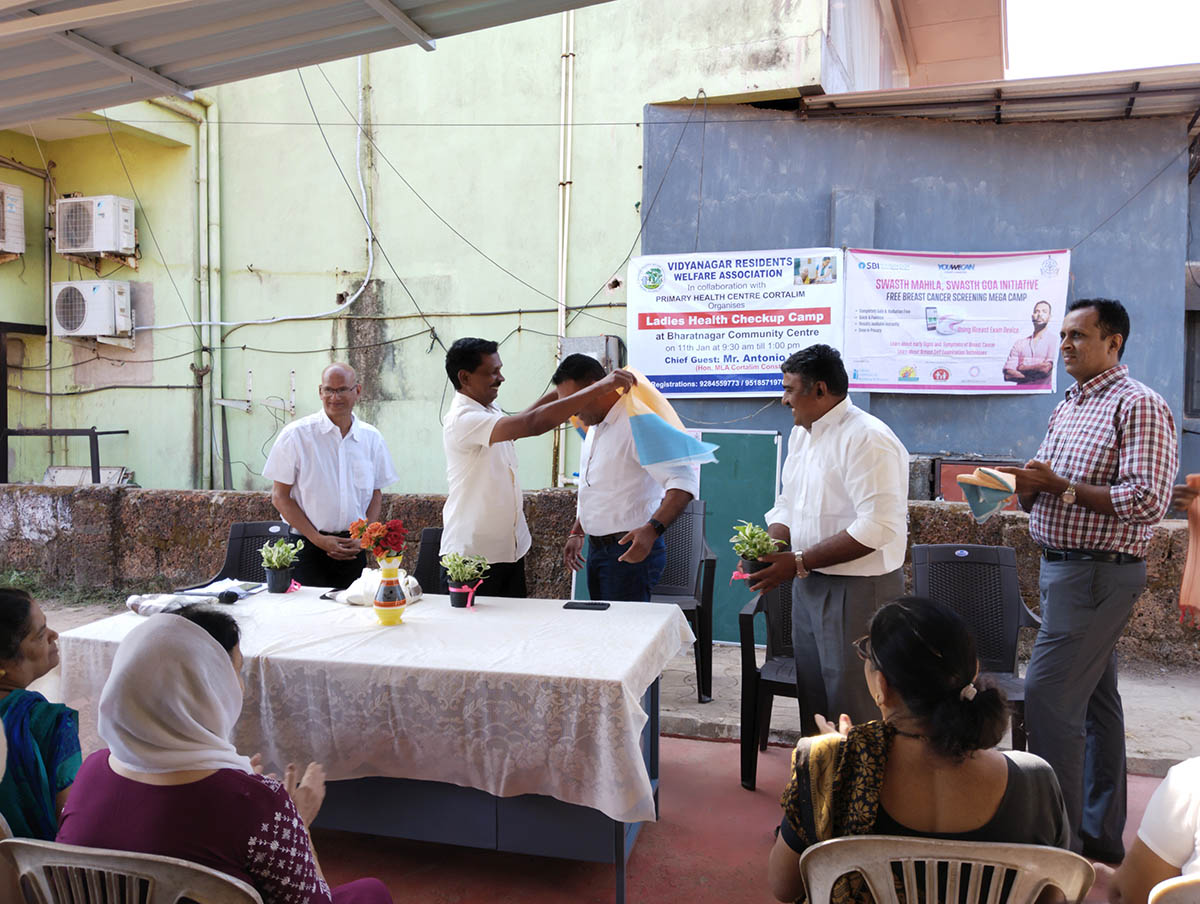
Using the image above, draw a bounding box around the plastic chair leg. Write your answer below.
[757,689,774,751]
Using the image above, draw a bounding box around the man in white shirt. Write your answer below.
[555,354,700,602]
[1104,755,1199,904]
[751,345,909,727]
[441,339,635,598]
[263,362,398,589]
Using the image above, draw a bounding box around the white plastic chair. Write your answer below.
[0,838,263,903]
[1149,874,1200,904]
[0,811,12,840]
[799,835,1095,904]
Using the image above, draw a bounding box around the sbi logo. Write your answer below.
[858,261,879,270]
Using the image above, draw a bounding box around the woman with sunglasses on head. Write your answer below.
[768,597,1069,903]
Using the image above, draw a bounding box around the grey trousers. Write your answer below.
[791,569,905,730]
[1025,558,1145,858]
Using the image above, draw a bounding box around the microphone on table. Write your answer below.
[217,590,239,605]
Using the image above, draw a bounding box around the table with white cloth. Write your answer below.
[58,588,694,903]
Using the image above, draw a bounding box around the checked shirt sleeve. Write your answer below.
[1110,394,1177,526]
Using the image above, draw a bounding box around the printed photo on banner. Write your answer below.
[842,248,1071,394]
[794,255,838,285]
[626,248,845,398]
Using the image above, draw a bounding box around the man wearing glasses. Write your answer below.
[263,362,398,589]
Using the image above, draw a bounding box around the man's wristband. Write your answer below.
[568,530,585,538]
[648,518,666,536]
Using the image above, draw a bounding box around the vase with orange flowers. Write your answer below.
[349,518,410,625]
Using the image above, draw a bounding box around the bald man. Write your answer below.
[263,363,398,589]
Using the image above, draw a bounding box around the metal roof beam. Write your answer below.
[8,11,194,99]
[362,0,435,51]
[51,31,193,99]
[0,0,234,48]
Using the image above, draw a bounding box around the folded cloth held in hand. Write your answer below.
[956,467,1017,524]
[127,593,218,615]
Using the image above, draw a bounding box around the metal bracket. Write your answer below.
[216,369,253,413]
[260,370,296,416]
[57,249,139,275]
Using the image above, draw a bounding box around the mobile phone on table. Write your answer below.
[563,601,610,611]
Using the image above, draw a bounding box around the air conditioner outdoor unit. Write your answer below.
[55,195,134,255]
[0,181,24,254]
[51,280,132,337]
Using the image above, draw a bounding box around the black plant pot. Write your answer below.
[740,558,770,586]
[265,567,292,593]
[448,586,472,608]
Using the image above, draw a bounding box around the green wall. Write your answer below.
[1,0,894,492]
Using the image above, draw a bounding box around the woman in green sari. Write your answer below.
[767,597,1069,904]
[0,588,81,839]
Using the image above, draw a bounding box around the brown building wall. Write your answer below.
[0,487,1194,664]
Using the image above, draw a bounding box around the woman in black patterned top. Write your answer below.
[767,597,1069,904]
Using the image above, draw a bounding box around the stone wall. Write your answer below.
[0,487,1195,663]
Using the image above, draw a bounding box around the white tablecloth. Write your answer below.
[58,590,694,823]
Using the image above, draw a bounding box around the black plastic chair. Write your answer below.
[912,543,1040,750]
[413,526,443,595]
[650,500,716,703]
[739,578,795,790]
[183,521,290,589]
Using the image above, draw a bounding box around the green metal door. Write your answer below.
[699,430,781,643]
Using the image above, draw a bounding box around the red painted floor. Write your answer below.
[310,737,1162,904]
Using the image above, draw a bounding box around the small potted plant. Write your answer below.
[440,553,490,608]
[730,520,784,579]
[260,537,304,593]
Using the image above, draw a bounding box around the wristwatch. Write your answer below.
[794,550,810,579]
[648,518,666,536]
[1061,483,1077,506]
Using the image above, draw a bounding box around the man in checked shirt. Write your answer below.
[1001,298,1177,863]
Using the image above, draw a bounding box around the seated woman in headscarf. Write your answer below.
[58,605,392,904]
[0,588,80,839]
[767,597,1070,904]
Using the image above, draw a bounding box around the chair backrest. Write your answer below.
[0,838,263,904]
[761,577,795,661]
[800,835,1094,904]
[413,527,443,594]
[1149,874,1200,904]
[911,544,1022,673]
[651,500,706,597]
[216,522,291,585]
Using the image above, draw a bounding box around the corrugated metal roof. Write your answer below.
[799,63,1200,136]
[0,0,611,131]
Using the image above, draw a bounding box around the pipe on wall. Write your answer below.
[551,9,576,488]
[0,153,54,469]
[148,93,221,489]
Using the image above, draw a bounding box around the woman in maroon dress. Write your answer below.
[58,606,391,904]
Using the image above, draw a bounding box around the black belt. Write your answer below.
[588,532,628,548]
[1042,548,1143,565]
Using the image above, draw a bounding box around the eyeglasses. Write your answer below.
[320,385,358,397]
[853,635,873,663]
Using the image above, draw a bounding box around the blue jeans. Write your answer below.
[586,535,667,602]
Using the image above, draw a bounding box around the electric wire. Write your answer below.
[316,65,558,306]
[102,112,205,349]
[566,93,703,328]
[1070,143,1192,251]
[297,69,446,351]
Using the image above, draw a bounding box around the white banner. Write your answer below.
[843,248,1071,394]
[626,248,844,397]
